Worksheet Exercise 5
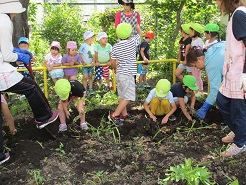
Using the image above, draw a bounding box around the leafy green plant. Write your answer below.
[55,142,66,157]
[28,169,45,185]
[86,170,104,184]
[158,158,216,185]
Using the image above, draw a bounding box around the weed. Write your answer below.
[55,142,66,157]
[86,170,104,184]
[146,165,155,173]
[28,169,45,185]
[158,158,216,185]
[132,161,139,171]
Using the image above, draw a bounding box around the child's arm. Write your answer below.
[162,102,177,124]
[110,58,117,71]
[179,98,193,121]
[106,52,112,66]
[42,59,52,71]
[177,48,181,64]
[77,97,85,115]
[140,47,148,63]
[143,101,157,122]
[60,101,70,119]
[79,53,87,66]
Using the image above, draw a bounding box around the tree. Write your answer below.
[13,0,30,47]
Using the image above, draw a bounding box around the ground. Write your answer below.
[0,94,246,185]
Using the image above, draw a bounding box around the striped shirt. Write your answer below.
[111,34,140,76]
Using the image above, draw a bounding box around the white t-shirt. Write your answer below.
[45,53,63,75]
[145,88,175,104]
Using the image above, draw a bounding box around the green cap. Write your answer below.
[155,79,171,97]
[190,23,204,34]
[54,79,71,100]
[116,22,132,39]
[183,75,199,91]
[203,23,219,32]
[181,24,190,34]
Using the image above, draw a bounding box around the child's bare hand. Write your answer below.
[70,61,75,66]
[150,115,157,122]
[144,58,149,63]
[161,116,168,124]
[65,110,70,119]
[10,128,17,135]
[82,61,87,66]
[106,61,111,66]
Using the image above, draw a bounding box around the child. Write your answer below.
[189,23,204,92]
[174,24,192,81]
[94,32,112,91]
[138,30,155,89]
[186,42,225,119]
[79,31,95,95]
[54,79,88,132]
[62,41,81,80]
[42,41,63,84]
[215,0,246,157]
[108,23,142,126]
[203,23,220,49]
[144,79,177,124]
[170,75,198,121]
[17,37,36,78]
[1,94,16,135]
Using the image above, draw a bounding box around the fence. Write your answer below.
[17,59,177,98]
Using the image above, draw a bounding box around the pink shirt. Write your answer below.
[114,11,140,28]
[219,7,246,99]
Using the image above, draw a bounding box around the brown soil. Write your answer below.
[0,97,246,185]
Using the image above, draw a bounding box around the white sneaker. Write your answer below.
[80,123,89,131]
[59,124,67,132]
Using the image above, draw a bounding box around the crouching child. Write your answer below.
[144,79,177,124]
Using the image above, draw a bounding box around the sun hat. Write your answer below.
[183,75,199,91]
[0,0,26,14]
[116,22,132,39]
[66,41,77,49]
[18,37,29,45]
[155,79,171,98]
[190,23,204,34]
[145,30,155,39]
[181,24,190,34]
[54,79,71,101]
[51,41,60,50]
[203,23,219,32]
[98,32,108,41]
[83,31,95,40]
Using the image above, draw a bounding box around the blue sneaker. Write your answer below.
[108,113,123,126]
[89,88,94,95]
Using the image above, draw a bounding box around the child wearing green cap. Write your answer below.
[174,24,192,81]
[204,23,220,49]
[189,23,204,92]
[170,75,198,121]
[54,79,88,132]
[108,23,142,126]
[144,79,177,124]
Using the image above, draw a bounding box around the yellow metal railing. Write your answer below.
[17,59,177,98]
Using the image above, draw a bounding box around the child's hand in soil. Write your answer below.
[150,115,157,122]
[161,116,168,124]
[65,110,71,119]
[10,128,17,135]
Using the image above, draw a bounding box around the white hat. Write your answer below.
[0,0,26,14]
[97,32,108,41]
[83,31,95,40]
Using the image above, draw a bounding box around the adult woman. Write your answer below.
[115,0,141,37]
[0,0,58,165]
[215,0,246,157]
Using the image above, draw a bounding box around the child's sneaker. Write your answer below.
[59,124,67,132]
[80,122,89,131]
[36,110,59,129]
[222,131,235,143]
[144,83,151,88]
[120,114,135,122]
[0,152,10,165]
[221,143,246,157]
[108,113,123,126]
[89,88,94,95]
[168,115,176,121]
[105,86,110,92]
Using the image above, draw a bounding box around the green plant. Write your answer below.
[86,170,104,184]
[158,158,216,185]
[28,169,45,185]
[55,142,66,157]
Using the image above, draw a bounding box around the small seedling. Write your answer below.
[55,142,65,157]
[28,169,45,185]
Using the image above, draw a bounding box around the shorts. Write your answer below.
[177,63,192,73]
[50,71,64,79]
[82,67,94,75]
[95,66,103,80]
[116,73,135,101]
[138,64,148,74]
[102,66,109,78]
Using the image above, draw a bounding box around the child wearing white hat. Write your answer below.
[79,31,96,95]
[94,32,112,91]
